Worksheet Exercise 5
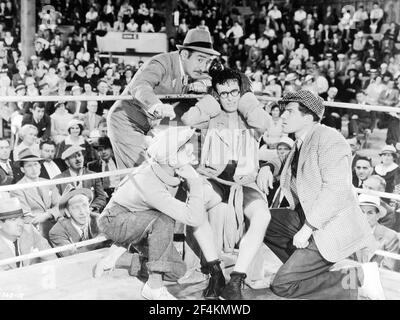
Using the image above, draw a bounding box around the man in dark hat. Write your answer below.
[0,197,57,271]
[107,28,220,169]
[343,67,362,102]
[49,187,104,257]
[262,90,384,300]
[88,137,120,199]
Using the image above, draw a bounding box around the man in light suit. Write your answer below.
[262,90,384,300]
[11,149,61,240]
[49,187,104,257]
[0,197,57,271]
[54,146,107,213]
[107,28,220,169]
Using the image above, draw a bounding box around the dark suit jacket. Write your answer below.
[0,160,18,185]
[21,113,51,140]
[49,216,103,257]
[40,159,68,180]
[54,168,108,212]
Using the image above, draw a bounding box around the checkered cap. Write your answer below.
[279,90,325,120]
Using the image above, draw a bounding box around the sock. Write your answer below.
[147,272,163,289]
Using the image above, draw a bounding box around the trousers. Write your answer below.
[99,202,186,281]
[264,208,359,300]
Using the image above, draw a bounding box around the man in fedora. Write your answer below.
[11,149,61,240]
[262,90,384,300]
[88,137,120,199]
[54,146,107,214]
[357,194,400,272]
[107,28,220,169]
[0,197,56,271]
[49,186,104,257]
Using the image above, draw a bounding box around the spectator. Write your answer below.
[13,124,40,162]
[358,194,400,272]
[374,145,400,193]
[348,91,376,140]
[39,140,66,180]
[50,101,74,144]
[49,187,103,257]
[369,2,384,33]
[55,119,96,164]
[81,100,102,135]
[11,149,61,239]
[261,103,285,149]
[21,103,51,141]
[0,138,15,185]
[0,197,56,271]
[113,16,125,32]
[363,175,399,232]
[353,156,373,188]
[126,18,139,32]
[226,21,244,46]
[55,146,107,214]
[141,19,155,33]
[346,137,362,173]
[88,137,120,199]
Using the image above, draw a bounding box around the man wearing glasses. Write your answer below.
[182,68,273,300]
[107,28,220,169]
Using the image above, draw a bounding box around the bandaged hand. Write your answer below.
[153,103,176,120]
[188,81,208,93]
[293,224,313,249]
[175,165,200,181]
[256,166,274,195]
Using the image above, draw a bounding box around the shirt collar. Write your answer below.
[150,162,181,187]
[71,220,87,237]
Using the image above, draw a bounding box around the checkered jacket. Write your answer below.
[280,124,377,262]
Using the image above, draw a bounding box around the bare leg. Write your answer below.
[193,220,219,262]
[234,200,271,274]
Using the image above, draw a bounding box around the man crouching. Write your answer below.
[95,126,225,300]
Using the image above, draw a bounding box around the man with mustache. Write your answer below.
[107,28,220,169]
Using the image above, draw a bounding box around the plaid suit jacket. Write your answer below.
[280,124,377,262]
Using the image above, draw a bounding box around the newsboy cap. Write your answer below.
[279,90,325,120]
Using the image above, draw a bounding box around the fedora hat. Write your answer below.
[0,198,24,220]
[358,194,387,218]
[176,28,220,56]
[62,146,85,160]
[94,136,113,150]
[16,149,43,166]
[59,185,93,216]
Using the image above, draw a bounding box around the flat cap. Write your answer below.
[279,90,325,120]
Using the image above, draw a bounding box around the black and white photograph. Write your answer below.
[0,0,399,311]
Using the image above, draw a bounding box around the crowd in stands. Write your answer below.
[0,0,399,273]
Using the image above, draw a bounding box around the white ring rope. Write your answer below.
[0,236,107,267]
[0,93,399,269]
[0,94,399,114]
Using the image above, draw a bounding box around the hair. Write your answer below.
[270,103,281,114]
[356,156,373,167]
[367,175,387,191]
[297,103,320,122]
[211,67,251,95]
[68,123,84,135]
[40,139,56,150]
[31,102,45,110]
[19,124,38,139]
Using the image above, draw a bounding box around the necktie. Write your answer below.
[291,143,301,178]
[13,240,21,268]
[272,187,281,208]
[103,161,110,189]
[5,161,12,176]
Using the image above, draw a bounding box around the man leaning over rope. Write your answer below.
[107,28,220,169]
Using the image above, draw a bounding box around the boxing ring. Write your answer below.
[0,93,400,300]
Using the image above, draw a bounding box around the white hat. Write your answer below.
[61,146,85,160]
[285,73,297,82]
[277,136,295,149]
[304,75,314,82]
[358,194,387,218]
[67,119,84,130]
[379,145,398,157]
[147,126,195,164]
[267,75,277,82]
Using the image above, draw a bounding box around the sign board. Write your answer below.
[96,32,168,54]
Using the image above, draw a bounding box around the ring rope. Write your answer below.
[0,94,399,114]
